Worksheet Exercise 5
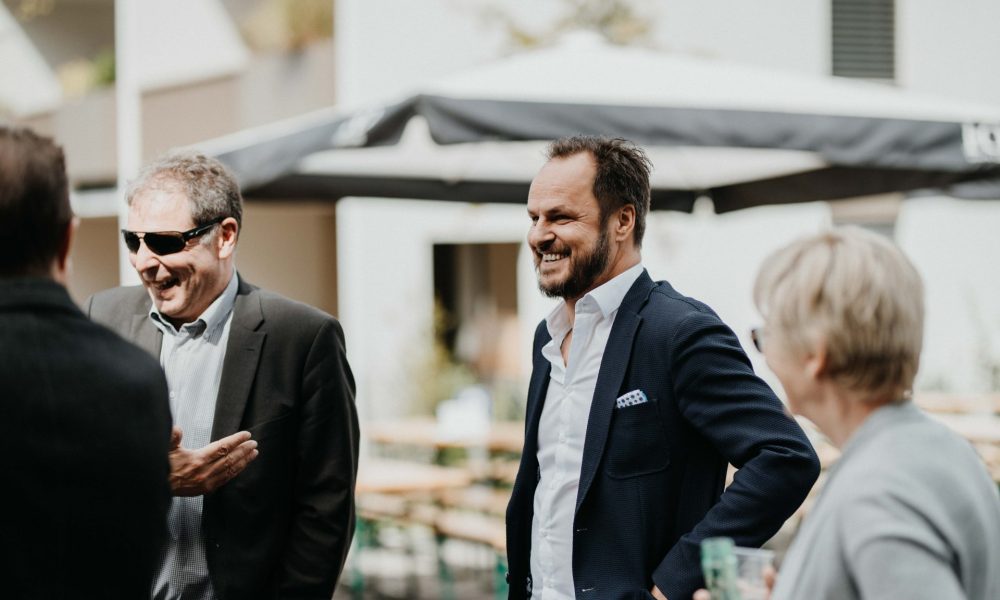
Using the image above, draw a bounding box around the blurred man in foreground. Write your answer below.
[88,151,359,600]
[505,135,820,600]
[0,126,173,597]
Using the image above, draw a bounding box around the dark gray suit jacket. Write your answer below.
[87,276,359,600]
[2,278,172,599]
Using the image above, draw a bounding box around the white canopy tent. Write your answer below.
[206,32,1000,212]
[196,33,1000,417]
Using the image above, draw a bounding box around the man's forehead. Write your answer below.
[132,181,191,208]
[539,152,595,177]
[128,186,195,227]
[528,165,597,212]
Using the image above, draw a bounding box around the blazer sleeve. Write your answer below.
[653,309,820,600]
[276,318,360,599]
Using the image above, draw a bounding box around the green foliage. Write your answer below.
[285,0,334,50]
[409,302,478,417]
[91,48,116,87]
[240,0,334,53]
[14,0,55,22]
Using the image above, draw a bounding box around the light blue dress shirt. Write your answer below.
[151,273,238,600]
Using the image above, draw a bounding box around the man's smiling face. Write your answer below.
[526,152,612,302]
[127,185,228,327]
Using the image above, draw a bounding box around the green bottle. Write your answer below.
[701,537,742,600]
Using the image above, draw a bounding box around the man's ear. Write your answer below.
[52,217,79,284]
[613,204,636,243]
[217,217,239,259]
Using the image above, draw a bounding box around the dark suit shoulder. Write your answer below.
[246,287,347,354]
[255,287,340,329]
[633,280,727,339]
[647,281,720,319]
[76,310,167,394]
[87,285,149,320]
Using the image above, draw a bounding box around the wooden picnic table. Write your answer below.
[356,457,473,495]
[931,413,1000,445]
[365,418,525,454]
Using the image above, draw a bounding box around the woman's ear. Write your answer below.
[805,338,828,381]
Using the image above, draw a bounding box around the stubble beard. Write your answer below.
[537,228,611,301]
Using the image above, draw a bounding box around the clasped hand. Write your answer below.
[168,427,259,496]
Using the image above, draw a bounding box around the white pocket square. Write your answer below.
[615,389,648,409]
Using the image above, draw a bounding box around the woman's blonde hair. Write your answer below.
[753,227,924,403]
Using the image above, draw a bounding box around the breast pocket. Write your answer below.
[246,412,294,443]
[604,400,670,479]
[236,412,295,493]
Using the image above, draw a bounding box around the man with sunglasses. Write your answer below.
[1,126,172,597]
[87,151,359,600]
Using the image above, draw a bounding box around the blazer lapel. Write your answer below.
[210,278,265,441]
[510,328,552,510]
[523,338,552,460]
[575,271,655,514]
[130,313,162,359]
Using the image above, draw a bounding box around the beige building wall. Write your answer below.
[64,201,339,319]
[66,215,119,305]
[142,76,242,161]
[238,201,339,317]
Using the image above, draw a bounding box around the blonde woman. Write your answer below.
[701,227,1000,599]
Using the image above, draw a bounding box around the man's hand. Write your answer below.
[168,427,258,496]
[651,586,668,600]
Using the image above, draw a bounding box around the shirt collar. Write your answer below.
[583,262,644,320]
[150,271,239,336]
[544,263,644,340]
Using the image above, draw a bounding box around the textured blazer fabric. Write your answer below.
[1,278,172,599]
[506,270,820,600]
[87,275,360,600]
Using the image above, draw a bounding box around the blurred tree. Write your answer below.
[91,47,115,86]
[54,47,114,99]
[239,0,333,53]
[13,0,54,21]
[474,0,654,49]
[410,301,478,417]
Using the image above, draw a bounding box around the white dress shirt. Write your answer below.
[530,263,644,599]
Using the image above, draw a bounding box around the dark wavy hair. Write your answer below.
[546,135,652,247]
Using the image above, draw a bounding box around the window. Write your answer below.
[831,0,895,80]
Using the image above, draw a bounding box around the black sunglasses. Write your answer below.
[750,327,766,353]
[121,218,223,256]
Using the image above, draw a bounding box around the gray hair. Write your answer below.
[127,150,243,233]
[753,227,924,404]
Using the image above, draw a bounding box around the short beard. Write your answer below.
[537,228,611,300]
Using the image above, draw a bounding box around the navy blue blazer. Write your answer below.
[505,271,820,600]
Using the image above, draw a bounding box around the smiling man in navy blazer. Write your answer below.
[505,136,820,600]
